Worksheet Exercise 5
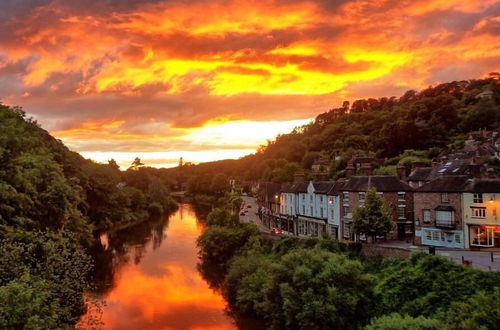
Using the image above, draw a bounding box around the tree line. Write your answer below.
[0,104,177,328]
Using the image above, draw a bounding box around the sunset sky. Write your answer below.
[1,0,499,168]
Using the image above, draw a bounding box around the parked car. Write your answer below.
[270,227,283,235]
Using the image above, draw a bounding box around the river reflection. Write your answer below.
[79,204,236,330]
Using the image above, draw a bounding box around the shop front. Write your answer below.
[469,224,500,248]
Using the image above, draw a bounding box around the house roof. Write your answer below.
[261,182,282,201]
[313,181,335,194]
[280,183,295,193]
[327,179,345,195]
[342,176,412,192]
[296,181,309,193]
[312,159,330,166]
[408,167,433,181]
[416,176,470,192]
[465,179,500,193]
[432,159,471,177]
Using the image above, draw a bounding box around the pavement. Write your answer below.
[239,196,270,233]
[376,240,500,271]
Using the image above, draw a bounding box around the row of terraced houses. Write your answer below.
[258,134,500,249]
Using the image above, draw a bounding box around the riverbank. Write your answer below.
[197,197,500,329]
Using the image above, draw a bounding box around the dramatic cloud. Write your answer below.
[0,0,498,166]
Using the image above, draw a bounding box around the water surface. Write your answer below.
[80,204,236,330]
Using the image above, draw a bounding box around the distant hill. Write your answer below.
[162,75,500,185]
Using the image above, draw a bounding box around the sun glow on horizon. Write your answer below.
[68,118,311,168]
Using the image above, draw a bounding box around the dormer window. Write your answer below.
[398,192,406,201]
[441,193,449,203]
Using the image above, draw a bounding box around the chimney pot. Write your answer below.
[396,165,406,181]
[361,162,373,176]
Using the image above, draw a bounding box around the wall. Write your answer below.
[361,244,411,258]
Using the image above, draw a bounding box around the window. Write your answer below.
[302,194,305,201]
[343,192,349,203]
[470,226,494,247]
[441,193,449,203]
[302,205,305,214]
[455,233,461,244]
[424,230,432,241]
[343,224,350,239]
[359,192,366,203]
[343,206,350,216]
[397,206,406,219]
[436,211,453,227]
[310,206,313,216]
[310,195,313,202]
[471,207,486,218]
[331,208,334,219]
[320,195,323,203]
[398,192,406,201]
[473,193,483,203]
[432,231,440,241]
[320,208,324,218]
[423,209,431,223]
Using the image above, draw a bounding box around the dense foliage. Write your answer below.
[161,76,500,184]
[0,104,177,327]
[198,197,500,330]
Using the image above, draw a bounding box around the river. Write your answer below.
[78,204,237,330]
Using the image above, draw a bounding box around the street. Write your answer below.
[239,195,270,233]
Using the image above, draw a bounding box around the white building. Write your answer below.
[279,181,341,239]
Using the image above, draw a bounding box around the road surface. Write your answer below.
[239,196,270,233]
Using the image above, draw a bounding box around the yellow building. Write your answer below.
[463,180,500,248]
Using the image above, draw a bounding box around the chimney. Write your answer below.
[411,161,428,172]
[468,164,482,178]
[346,163,355,178]
[396,165,406,181]
[294,172,306,183]
[314,172,328,181]
[361,162,373,176]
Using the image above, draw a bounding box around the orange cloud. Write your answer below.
[0,0,498,166]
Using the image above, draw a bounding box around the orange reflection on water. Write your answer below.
[82,204,236,330]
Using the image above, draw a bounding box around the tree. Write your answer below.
[352,188,394,241]
[233,248,374,330]
[373,253,500,317]
[441,289,500,330]
[210,174,230,196]
[108,158,121,172]
[128,157,144,170]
